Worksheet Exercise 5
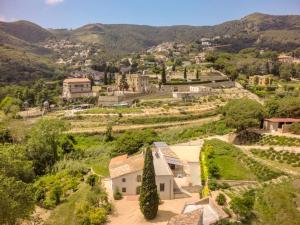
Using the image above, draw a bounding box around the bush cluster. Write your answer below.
[257,135,300,146]
[239,155,283,181]
[251,148,300,167]
[111,129,158,156]
[33,170,82,208]
[75,186,111,225]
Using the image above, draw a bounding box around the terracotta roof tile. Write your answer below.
[265,118,300,123]
[64,78,91,83]
[109,154,144,179]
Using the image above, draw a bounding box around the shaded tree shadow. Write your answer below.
[148,210,177,223]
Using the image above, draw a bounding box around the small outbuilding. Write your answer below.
[263,118,300,133]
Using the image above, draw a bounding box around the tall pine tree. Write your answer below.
[139,147,159,220]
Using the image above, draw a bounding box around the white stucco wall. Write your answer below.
[155,175,174,200]
[111,172,174,200]
[111,170,143,196]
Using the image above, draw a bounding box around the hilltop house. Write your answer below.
[62,78,93,100]
[109,142,185,200]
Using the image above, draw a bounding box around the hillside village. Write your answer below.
[1,10,300,225]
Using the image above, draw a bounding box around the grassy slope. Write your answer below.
[159,120,232,145]
[204,139,257,180]
[214,156,256,180]
[254,180,300,225]
[45,183,89,225]
[74,135,111,177]
[0,45,55,83]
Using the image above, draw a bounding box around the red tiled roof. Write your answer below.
[109,154,128,166]
[64,78,91,83]
[109,154,144,179]
[265,118,300,123]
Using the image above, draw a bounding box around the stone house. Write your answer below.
[249,75,273,87]
[115,74,149,93]
[62,78,93,99]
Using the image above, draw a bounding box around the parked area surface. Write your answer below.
[107,194,199,225]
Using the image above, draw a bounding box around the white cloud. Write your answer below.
[0,16,7,22]
[0,15,16,22]
[45,0,64,5]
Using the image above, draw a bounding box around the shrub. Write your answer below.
[216,193,226,206]
[88,208,107,225]
[208,179,219,191]
[290,123,300,135]
[87,175,98,187]
[216,219,232,225]
[0,125,13,143]
[50,185,62,205]
[219,182,230,189]
[230,190,255,222]
[113,187,122,200]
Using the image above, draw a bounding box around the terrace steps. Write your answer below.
[224,175,290,196]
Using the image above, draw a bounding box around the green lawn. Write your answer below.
[203,139,256,181]
[213,156,256,180]
[254,180,300,225]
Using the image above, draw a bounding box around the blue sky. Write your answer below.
[0,0,300,28]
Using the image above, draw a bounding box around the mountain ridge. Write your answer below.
[0,13,299,54]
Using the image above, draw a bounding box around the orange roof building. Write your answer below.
[62,77,93,99]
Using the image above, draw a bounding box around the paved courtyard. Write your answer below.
[107,194,199,225]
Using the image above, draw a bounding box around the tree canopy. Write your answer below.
[26,118,66,175]
[222,98,265,131]
[265,97,300,118]
[0,175,35,225]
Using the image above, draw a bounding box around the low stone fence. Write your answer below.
[216,179,258,187]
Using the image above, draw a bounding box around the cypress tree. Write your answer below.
[139,147,159,220]
[161,64,167,84]
[184,67,187,81]
[119,73,129,92]
[104,67,108,85]
[196,69,200,80]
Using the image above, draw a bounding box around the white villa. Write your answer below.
[109,142,197,200]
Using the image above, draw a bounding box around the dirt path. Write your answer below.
[69,115,221,134]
